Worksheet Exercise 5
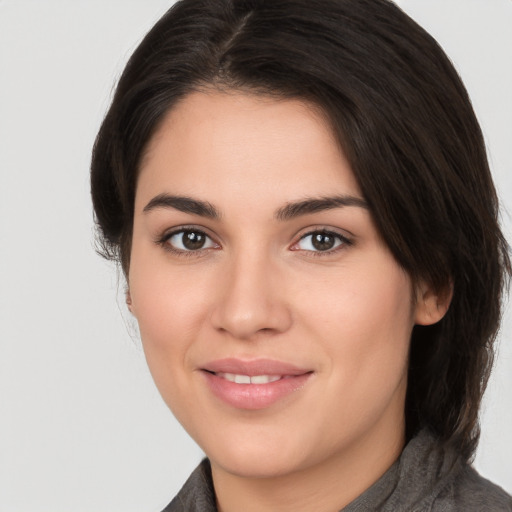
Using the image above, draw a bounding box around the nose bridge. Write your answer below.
[211,247,291,339]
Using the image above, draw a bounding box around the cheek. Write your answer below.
[299,260,414,390]
[130,237,212,326]
[298,256,413,336]
[128,251,212,386]
[134,273,206,337]
[342,270,414,348]
[327,271,412,438]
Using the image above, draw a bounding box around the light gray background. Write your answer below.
[0,1,510,511]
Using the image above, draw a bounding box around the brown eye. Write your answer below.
[295,230,349,252]
[166,229,217,251]
[182,231,206,250]
[311,232,336,251]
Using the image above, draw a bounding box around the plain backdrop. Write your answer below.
[0,1,511,511]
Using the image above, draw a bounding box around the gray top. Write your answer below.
[162,430,512,511]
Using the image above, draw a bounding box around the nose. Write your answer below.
[210,252,293,340]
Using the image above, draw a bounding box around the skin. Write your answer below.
[128,91,448,512]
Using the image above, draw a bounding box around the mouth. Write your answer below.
[214,372,284,384]
[201,357,311,376]
[200,359,313,410]
[207,371,299,384]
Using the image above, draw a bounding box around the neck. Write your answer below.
[211,419,406,512]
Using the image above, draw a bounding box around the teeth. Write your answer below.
[234,374,250,384]
[251,375,281,384]
[218,373,282,384]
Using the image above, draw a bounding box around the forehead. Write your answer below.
[136,90,362,210]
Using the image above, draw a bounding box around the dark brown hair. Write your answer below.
[91,0,511,461]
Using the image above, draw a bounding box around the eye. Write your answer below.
[164,229,218,252]
[293,230,349,252]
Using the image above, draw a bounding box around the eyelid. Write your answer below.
[155,225,221,255]
[289,227,353,253]
[154,224,353,256]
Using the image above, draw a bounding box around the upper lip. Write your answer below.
[201,358,311,376]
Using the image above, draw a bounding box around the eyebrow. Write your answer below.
[275,195,369,221]
[143,194,221,219]
[143,193,368,221]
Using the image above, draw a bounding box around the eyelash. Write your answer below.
[292,229,353,256]
[156,227,219,258]
[155,227,353,258]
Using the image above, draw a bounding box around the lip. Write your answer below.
[200,358,313,410]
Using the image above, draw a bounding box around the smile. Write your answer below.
[200,359,313,410]
[215,372,283,384]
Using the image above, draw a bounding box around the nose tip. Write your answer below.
[210,258,292,340]
[214,305,289,340]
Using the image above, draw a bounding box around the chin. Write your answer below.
[195,423,320,480]
[210,446,306,479]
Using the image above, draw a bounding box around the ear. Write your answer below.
[414,280,453,326]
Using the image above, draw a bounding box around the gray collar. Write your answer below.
[162,429,507,512]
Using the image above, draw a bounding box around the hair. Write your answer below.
[91,0,510,461]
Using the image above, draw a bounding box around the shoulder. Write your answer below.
[367,429,512,512]
[429,464,512,512]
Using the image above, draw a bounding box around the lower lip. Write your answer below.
[202,371,312,410]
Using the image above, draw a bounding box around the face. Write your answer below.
[129,91,438,481]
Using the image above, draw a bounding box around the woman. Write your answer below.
[91,0,511,510]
